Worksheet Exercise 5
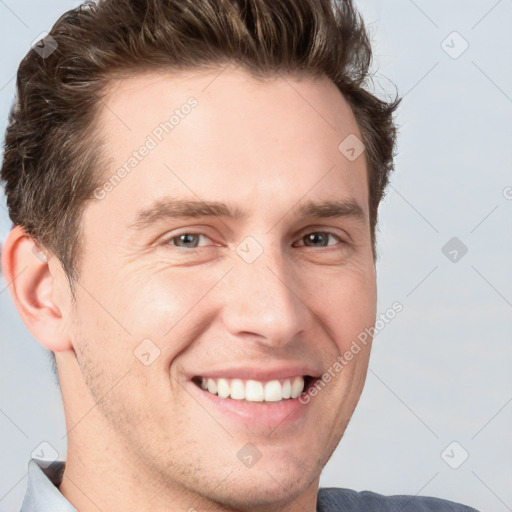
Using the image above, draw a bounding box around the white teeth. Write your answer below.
[246,380,264,401]
[197,375,307,402]
[207,378,217,394]
[282,379,291,399]
[264,380,282,402]
[230,379,245,400]
[291,376,304,399]
[217,378,230,398]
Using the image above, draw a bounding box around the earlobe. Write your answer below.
[1,225,73,352]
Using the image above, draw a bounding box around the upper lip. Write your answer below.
[190,364,322,381]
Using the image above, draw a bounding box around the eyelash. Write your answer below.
[162,230,346,250]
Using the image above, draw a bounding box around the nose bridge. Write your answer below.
[220,238,309,345]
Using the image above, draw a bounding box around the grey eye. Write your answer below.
[170,233,203,248]
[301,232,339,248]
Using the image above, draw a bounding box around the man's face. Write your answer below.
[64,67,376,509]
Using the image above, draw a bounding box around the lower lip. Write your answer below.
[189,382,312,429]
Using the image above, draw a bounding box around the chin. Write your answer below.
[207,469,316,511]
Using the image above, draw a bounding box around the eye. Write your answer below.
[162,230,345,251]
[295,231,344,248]
[164,233,213,249]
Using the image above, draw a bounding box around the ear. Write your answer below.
[1,225,73,352]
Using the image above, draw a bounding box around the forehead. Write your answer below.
[89,67,369,231]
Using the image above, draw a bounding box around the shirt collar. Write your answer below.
[20,459,76,512]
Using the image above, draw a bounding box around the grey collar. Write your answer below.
[20,459,76,512]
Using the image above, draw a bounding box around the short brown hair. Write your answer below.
[1,0,399,290]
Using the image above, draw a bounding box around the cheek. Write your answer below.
[306,262,377,344]
[89,261,230,358]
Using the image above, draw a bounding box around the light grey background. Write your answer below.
[1,1,511,511]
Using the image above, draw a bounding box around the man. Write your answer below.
[0,0,480,511]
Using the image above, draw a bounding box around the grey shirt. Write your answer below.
[20,459,480,512]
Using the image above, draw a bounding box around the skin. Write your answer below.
[2,66,377,512]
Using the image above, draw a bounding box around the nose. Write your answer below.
[219,241,313,348]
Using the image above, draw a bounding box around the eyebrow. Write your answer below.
[129,196,366,231]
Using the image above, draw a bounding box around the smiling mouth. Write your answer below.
[191,375,316,402]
